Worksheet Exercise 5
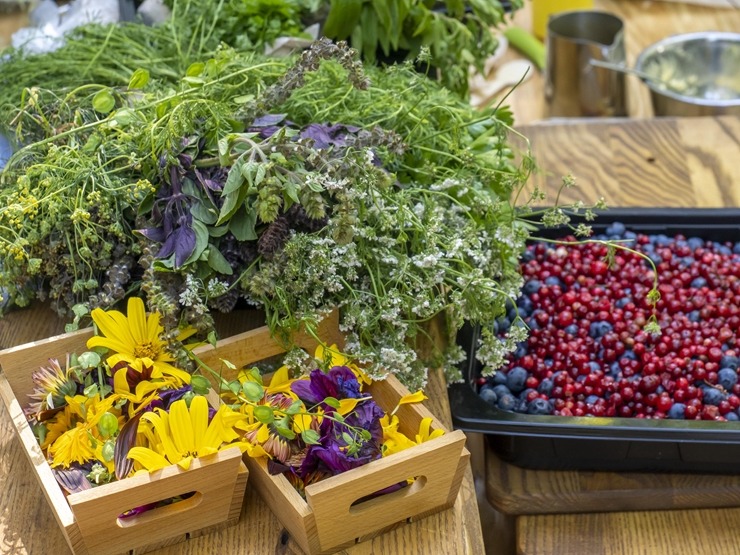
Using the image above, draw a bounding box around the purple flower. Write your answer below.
[291,366,362,406]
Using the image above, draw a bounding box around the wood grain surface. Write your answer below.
[517,508,740,555]
[489,0,740,125]
[487,447,740,516]
[516,115,740,207]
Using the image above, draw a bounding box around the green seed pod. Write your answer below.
[97,412,119,438]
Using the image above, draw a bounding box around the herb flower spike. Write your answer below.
[87,297,195,386]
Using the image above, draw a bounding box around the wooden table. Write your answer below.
[0,303,484,554]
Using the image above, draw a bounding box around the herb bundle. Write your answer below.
[0,10,597,389]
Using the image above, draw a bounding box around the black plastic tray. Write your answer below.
[448,207,740,474]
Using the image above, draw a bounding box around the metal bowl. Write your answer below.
[635,31,740,117]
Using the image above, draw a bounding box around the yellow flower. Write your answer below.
[127,396,246,472]
[87,297,194,387]
[314,343,372,387]
[380,415,444,457]
[380,414,418,456]
[47,394,122,469]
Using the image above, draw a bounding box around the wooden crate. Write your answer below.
[192,313,471,555]
[0,328,249,555]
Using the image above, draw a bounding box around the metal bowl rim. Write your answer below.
[635,31,740,107]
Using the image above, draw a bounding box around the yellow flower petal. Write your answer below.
[416,417,445,443]
[126,297,149,345]
[127,446,171,472]
[337,398,359,416]
[291,413,313,434]
[189,395,208,448]
[399,390,428,405]
[140,411,181,464]
[168,399,195,455]
[113,368,132,394]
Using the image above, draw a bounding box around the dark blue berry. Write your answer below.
[688,310,701,323]
[726,412,739,421]
[564,324,578,335]
[506,366,528,393]
[497,394,517,411]
[538,378,554,396]
[702,386,726,406]
[492,372,508,386]
[492,384,512,398]
[720,355,739,370]
[718,368,738,391]
[690,277,707,288]
[523,279,542,295]
[589,321,613,339]
[585,395,599,405]
[667,403,686,419]
[527,398,552,415]
[479,386,498,406]
[544,276,563,287]
[605,221,626,237]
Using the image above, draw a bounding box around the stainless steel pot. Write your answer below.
[635,31,740,117]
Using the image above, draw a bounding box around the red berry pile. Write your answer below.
[478,223,740,421]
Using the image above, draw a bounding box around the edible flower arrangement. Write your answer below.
[210,342,442,497]
[25,297,441,502]
[24,298,246,499]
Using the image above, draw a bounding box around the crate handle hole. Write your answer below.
[116,490,202,527]
[349,475,427,514]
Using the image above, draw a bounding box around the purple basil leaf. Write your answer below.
[54,467,92,494]
[115,412,142,480]
[251,114,287,127]
[136,226,167,243]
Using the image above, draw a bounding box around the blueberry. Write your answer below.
[585,395,599,405]
[544,276,563,287]
[527,398,552,415]
[497,317,511,333]
[492,372,508,386]
[506,366,528,393]
[718,368,738,390]
[514,343,528,358]
[523,279,542,295]
[720,355,739,370]
[615,297,630,308]
[734,242,740,255]
[522,250,535,262]
[605,221,626,237]
[624,231,637,240]
[587,361,600,372]
[518,387,537,400]
[492,384,511,398]
[538,378,554,396]
[726,412,739,421]
[690,277,708,288]
[516,296,534,315]
[497,393,517,411]
[688,310,701,323]
[703,386,726,406]
[564,324,578,335]
[589,321,613,338]
[654,234,671,246]
[647,253,662,265]
[621,349,637,361]
[718,245,732,256]
[479,386,498,406]
[687,237,704,249]
[667,403,686,419]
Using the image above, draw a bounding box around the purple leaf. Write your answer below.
[115,412,142,480]
[54,467,92,494]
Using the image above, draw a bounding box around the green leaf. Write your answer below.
[323,396,340,409]
[190,375,211,395]
[182,219,209,266]
[242,381,265,402]
[254,405,274,424]
[283,179,300,204]
[322,0,364,40]
[186,62,205,77]
[182,76,206,87]
[128,68,150,89]
[209,224,230,238]
[229,203,258,241]
[301,429,321,445]
[77,351,100,369]
[276,426,296,440]
[286,401,303,415]
[207,247,233,275]
[92,89,115,114]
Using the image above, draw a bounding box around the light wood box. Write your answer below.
[193,313,471,555]
[0,327,249,555]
